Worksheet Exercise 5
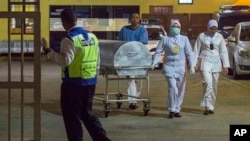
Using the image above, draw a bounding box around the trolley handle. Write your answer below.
[114,66,152,69]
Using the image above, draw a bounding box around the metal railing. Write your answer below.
[0,12,41,141]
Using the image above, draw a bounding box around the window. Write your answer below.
[178,0,193,4]
[9,0,39,34]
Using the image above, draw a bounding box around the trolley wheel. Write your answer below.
[104,111,109,118]
[116,93,123,109]
[143,101,150,116]
[144,109,149,116]
[104,103,111,118]
[116,102,122,109]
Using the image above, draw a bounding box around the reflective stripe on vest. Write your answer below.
[62,33,99,79]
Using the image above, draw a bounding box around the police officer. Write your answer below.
[41,9,111,141]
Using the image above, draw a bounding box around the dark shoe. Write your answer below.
[203,110,209,115]
[168,112,174,119]
[174,113,182,118]
[208,110,214,114]
[129,103,138,110]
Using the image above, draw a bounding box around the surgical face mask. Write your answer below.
[170,27,181,36]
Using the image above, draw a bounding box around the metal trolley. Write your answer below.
[94,40,152,117]
[94,66,151,117]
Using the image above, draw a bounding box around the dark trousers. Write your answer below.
[61,82,111,141]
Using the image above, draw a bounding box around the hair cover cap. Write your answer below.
[207,19,218,30]
[171,19,181,27]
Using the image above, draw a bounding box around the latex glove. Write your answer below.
[151,64,155,70]
[190,67,195,74]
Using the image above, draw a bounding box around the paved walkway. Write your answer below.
[1,60,250,141]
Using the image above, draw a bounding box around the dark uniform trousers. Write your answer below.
[61,82,111,141]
